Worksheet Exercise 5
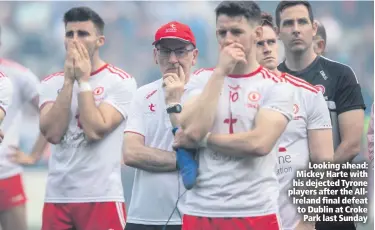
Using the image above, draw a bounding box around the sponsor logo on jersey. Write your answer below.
[319,70,328,80]
[148,103,156,112]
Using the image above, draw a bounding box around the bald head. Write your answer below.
[313,20,326,55]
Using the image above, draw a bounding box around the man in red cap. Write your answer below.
[123,21,198,230]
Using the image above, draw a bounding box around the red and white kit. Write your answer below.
[39,64,136,230]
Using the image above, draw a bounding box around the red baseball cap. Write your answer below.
[152,21,196,47]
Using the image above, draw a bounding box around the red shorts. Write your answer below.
[42,202,126,230]
[0,174,27,212]
[182,214,281,230]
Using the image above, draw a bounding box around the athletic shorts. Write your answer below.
[182,213,281,230]
[125,223,181,230]
[0,174,27,212]
[42,202,126,230]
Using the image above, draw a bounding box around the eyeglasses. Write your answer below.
[157,47,195,58]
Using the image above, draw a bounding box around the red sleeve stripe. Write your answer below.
[260,69,279,83]
[110,65,132,78]
[123,131,145,138]
[283,74,318,93]
[42,72,64,82]
[107,65,131,79]
[39,101,55,111]
[193,68,214,76]
[0,71,6,78]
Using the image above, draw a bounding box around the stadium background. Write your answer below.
[0,1,372,229]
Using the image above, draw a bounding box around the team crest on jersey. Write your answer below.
[247,91,261,109]
[314,84,325,94]
[293,104,303,120]
[93,87,104,95]
[248,92,261,102]
[293,104,299,114]
[93,87,105,101]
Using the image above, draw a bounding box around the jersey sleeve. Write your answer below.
[103,78,137,119]
[19,70,40,102]
[307,91,332,130]
[38,74,64,110]
[124,89,146,136]
[184,69,212,102]
[0,76,13,115]
[334,66,366,114]
[261,82,294,121]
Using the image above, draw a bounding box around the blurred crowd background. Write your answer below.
[0,1,373,229]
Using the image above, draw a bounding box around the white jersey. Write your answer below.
[124,79,184,225]
[0,71,13,119]
[0,59,39,179]
[179,67,294,217]
[39,64,137,203]
[277,73,332,230]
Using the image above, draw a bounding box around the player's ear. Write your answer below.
[312,20,318,37]
[275,26,280,39]
[192,48,199,66]
[96,35,105,48]
[153,48,158,65]
[254,25,263,44]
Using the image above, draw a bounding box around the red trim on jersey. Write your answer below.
[39,101,55,111]
[279,147,287,152]
[260,69,278,83]
[193,68,214,75]
[0,71,6,78]
[42,72,64,82]
[91,63,109,76]
[0,58,29,72]
[227,66,263,78]
[124,131,145,138]
[282,73,318,93]
[106,65,132,79]
[146,89,157,99]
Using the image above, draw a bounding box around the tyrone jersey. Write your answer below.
[39,64,137,203]
[124,79,184,225]
[179,67,294,217]
[276,73,332,230]
[0,71,13,120]
[0,59,40,179]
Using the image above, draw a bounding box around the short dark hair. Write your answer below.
[63,7,105,35]
[261,12,275,30]
[275,1,314,27]
[315,20,327,43]
[215,1,261,25]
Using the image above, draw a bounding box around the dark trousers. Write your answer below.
[125,223,181,230]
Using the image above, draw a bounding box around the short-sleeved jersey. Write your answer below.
[0,72,13,116]
[124,79,184,225]
[0,59,40,179]
[278,56,366,150]
[39,64,137,203]
[276,73,332,230]
[179,66,294,217]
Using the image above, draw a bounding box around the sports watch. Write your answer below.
[166,103,183,114]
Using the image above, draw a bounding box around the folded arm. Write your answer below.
[77,79,136,141]
[179,69,226,142]
[123,132,177,172]
[207,108,290,156]
[39,80,73,144]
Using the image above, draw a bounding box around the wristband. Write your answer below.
[79,81,92,92]
[199,132,211,148]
